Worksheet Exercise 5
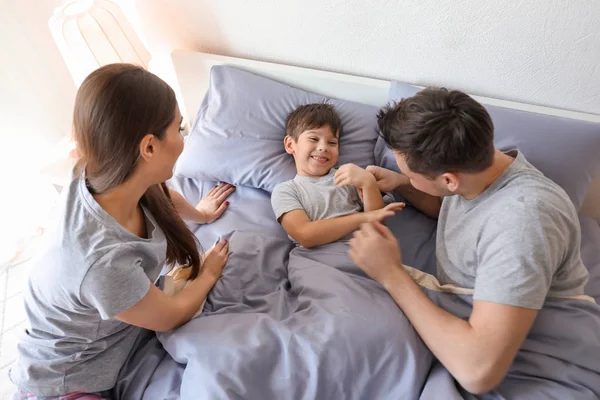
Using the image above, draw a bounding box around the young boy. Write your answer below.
[271,104,403,248]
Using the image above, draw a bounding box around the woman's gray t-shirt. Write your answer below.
[10,175,167,396]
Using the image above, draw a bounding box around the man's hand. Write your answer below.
[196,183,235,224]
[349,220,406,285]
[335,163,376,189]
[366,165,408,192]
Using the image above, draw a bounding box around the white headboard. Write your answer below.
[170,49,600,223]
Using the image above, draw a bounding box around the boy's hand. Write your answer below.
[196,183,235,223]
[364,202,405,222]
[365,166,408,192]
[335,164,376,189]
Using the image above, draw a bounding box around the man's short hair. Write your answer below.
[377,88,495,176]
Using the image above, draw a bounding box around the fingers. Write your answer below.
[216,185,235,203]
[365,165,381,177]
[213,200,229,219]
[206,183,233,199]
[336,177,350,188]
[207,185,218,196]
[385,202,406,212]
[213,239,228,252]
[372,220,396,241]
[334,172,350,187]
[333,170,346,186]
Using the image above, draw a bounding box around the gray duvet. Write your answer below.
[112,178,600,400]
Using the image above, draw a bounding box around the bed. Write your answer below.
[112,50,600,400]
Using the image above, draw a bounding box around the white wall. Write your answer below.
[135,0,600,115]
[0,0,77,262]
[0,0,77,153]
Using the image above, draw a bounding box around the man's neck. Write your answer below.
[461,150,515,200]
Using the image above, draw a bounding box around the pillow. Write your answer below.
[174,66,379,192]
[580,214,600,302]
[376,82,600,209]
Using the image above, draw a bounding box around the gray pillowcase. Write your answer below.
[174,66,379,192]
[376,82,600,209]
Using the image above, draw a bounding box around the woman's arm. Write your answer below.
[168,183,235,224]
[116,240,229,331]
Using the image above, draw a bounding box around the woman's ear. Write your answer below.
[284,135,295,155]
[139,134,155,162]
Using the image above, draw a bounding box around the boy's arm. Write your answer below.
[359,180,384,212]
[366,166,442,218]
[335,164,384,212]
[280,205,403,248]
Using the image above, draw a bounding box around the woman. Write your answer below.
[10,64,233,399]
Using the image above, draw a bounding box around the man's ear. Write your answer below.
[441,172,460,193]
[139,134,155,162]
[284,135,295,155]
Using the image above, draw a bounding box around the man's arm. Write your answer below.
[349,221,538,394]
[383,269,536,393]
[366,166,441,218]
[280,205,402,248]
[395,177,442,218]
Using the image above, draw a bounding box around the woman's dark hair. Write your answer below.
[73,63,201,278]
[377,87,495,177]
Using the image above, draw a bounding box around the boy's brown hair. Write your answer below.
[285,103,342,140]
[377,87,495,177]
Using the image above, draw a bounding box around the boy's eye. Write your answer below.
[309,137,318,142]
[329,141,338,145]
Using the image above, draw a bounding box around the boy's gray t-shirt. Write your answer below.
[10,174,167,396]
[271,169,362,244]
[437,151,589,309]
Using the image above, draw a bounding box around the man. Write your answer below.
[350,88,589,394]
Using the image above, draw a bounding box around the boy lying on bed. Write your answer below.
[271,104,404,248]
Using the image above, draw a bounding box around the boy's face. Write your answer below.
[284,125,339,177]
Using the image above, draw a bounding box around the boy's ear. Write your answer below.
[284,135,295,155]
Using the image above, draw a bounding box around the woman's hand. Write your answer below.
[365,166,407,192]
[199,239,229,282]
[196,183,235,224]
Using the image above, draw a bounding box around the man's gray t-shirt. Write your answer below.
[437,151,589,309]
[271,169,362,244]
[10,174,167,396]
